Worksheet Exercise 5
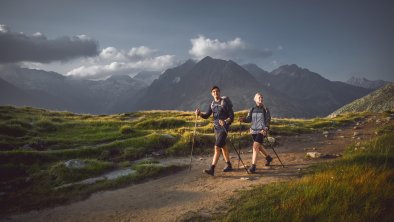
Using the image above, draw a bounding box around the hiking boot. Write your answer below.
[203,168,214,176]
[223,164,233,172]
[249,165,256,173]
[265,155,273,166]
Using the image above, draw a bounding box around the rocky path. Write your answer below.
[4,115,381,222]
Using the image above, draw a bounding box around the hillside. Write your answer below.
[330,82,394,116]
[1,106,392,221]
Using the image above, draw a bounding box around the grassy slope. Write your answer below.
[219,119,394,222]
[0,105,371,216]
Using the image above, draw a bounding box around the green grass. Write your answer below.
[0,106,379,218]
[218,131,394,222]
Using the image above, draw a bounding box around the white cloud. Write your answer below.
[66,46,176,79]
[0,24,10,33]
[188,35,272,61]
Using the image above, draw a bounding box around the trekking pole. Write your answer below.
[264,134,285,168]
[222,125,250,174]
[189,112,198,172]
[238,121,242,169]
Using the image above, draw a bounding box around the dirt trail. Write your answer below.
[4,116,381,222]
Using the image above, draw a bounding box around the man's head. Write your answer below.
[211,85,221,101]
[254,93,264,106]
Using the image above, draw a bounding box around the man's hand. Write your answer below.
[219,119,225,126]
[195,109,201,116]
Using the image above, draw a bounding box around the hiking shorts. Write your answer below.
[252,133,264,144]
[214,130,227,147]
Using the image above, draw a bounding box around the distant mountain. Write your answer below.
[0,77,68,109]
[0,59,373,117]
[244,64,371,116]
[346,76,390,90]
[242,64,270,85]
[330,82,394,116]
[133,71,161,85]
[0,66,147,113]
[131,57,312,117]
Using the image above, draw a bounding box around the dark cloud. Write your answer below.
[0,25,99,63]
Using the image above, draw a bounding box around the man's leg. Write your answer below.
[212,146,221,165]
[221,145,233,172]
[221,145,230,162]
[204,146,221,176]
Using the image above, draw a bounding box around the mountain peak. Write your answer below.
[346,76,390,90]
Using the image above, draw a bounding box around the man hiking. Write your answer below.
[239,92,273,173]
[195,86,234,176]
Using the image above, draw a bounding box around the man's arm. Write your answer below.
[200,105,212,119]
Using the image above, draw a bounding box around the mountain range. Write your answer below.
[346,76,390,90]
[0,57,379,117]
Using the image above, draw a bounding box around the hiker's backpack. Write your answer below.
[210,96,233,111]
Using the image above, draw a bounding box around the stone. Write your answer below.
[323,131,329,135]
[353,126,359,130]
[64,159,86,169]
[339,136,345,139]
[306,152,321,158]
[161,134,175,139]
[353,132,360,136]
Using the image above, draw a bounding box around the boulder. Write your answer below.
[306,152,321,158]
[64,159,86,169]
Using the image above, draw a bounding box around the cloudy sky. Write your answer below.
[0,0,393,81]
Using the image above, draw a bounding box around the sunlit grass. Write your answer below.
[218,130,394,222]
[0,106,380,217]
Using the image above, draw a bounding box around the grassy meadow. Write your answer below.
[0,105,375,216]
[218,114,394,222]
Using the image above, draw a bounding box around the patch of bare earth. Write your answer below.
[4,115,383,222]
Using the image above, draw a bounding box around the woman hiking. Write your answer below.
[239,92,273,173]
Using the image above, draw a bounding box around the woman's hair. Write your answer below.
[254,93,263,103]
